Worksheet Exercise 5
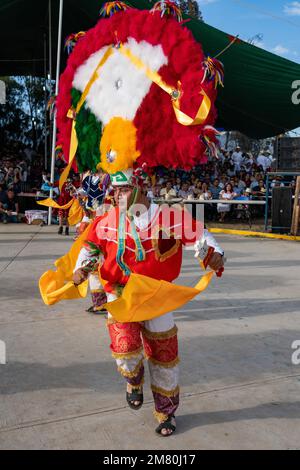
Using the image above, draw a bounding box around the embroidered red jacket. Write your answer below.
[85,204,203,293]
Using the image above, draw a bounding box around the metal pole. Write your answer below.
[48,0,64,225]
[49,0,52,84]
[43,33,48,171]
[48,0,52,172]
[264,173,269,231]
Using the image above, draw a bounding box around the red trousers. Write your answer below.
[107,313,179,423]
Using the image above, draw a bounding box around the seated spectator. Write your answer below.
[250,175,260,191]
[271,176,284,188]
[244,174,251,188]
[173,177,182,193]
[5,167,15,187]
[199,182,212,200]
[252,180,266,198]
[160,181,177,200]
[0,189,19,223]
[153,184,162,198]
[0,184,8,205]
[0,167,5,184]
[209,178,221,199]
[11,168,22,194]
[145,182,154,201]
[230,178,242,196]
[217,183,237,222]
[178,182,193,199]
[192,181,202,198]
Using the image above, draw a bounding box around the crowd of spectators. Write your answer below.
[0,142,297,224]
[0,142,43,223]
[142,146,296,222]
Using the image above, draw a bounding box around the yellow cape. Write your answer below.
[39,225,214,321]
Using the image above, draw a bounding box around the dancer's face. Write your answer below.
[114,185,134,209]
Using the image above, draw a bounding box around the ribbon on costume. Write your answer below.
[118,44,211,126]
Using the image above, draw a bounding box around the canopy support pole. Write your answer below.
[43,33,48,171]
[48,0,64,225]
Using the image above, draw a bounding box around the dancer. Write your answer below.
[40,1,225,436]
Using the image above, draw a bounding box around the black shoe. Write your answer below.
[58,226,63,235]
[65,227,69,236]
[155,415,176,436]
[126,386,143,410]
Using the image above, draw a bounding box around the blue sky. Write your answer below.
[197,0,300,63]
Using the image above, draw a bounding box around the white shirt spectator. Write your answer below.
[232,150,243,171]
[257,154,271,171]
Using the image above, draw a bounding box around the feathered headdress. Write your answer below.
[56,1,223,187]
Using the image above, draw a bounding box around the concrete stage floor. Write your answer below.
[0,224,300,450]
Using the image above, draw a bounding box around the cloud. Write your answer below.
[197,0,218,5]
[255,41,266,49]
[272,44,290,55]
[284,1,300,16]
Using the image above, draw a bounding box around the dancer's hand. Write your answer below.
[73,268,88,285]
[208,252,224,272]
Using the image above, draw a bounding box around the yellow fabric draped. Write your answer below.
[119,45,211,126]
[39,223,214,319]
[37,197,84,226]
[67,198,84,226]
[37,197,74,210]
[39,225,91,306]
[102,271,214,323]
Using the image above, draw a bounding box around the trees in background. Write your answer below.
[178,1,203,20]
[0,76,48,151]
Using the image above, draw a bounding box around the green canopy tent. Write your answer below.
[1,0,300,138]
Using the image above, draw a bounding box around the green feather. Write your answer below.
[71,88,103,172]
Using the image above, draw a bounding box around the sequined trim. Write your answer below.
[151,384,180,397]
[142,325,178,340]
[128,377,144,389]
[153,410,169,424]
[117,359,144,379]
[147,356,180,368]
[111,347,143,360]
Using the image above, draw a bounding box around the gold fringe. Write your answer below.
[151,384,180,397]
[128,377,144,390]
[117,359,144,379]
[90,289,105,294]
[148,356,180,368]
[111,347,143,360]
[142,325,178,340]
[153,410,169,424]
